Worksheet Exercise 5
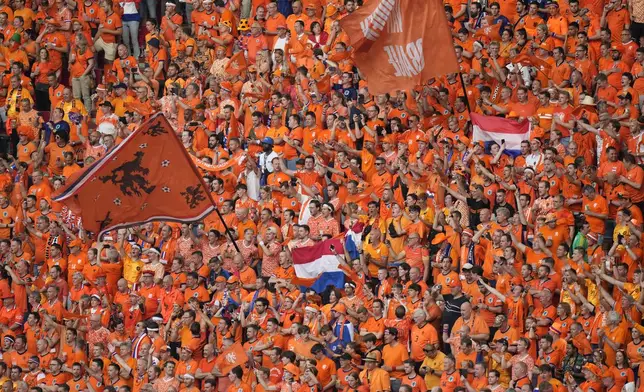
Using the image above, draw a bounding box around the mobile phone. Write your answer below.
[459,369,467,376]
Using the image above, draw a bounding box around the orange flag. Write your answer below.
[473,23,502,41]
[340,0,459,94]
[53,113,216,235]
[316,74,331,94]
[214,342,250,374]
[513,53,536,66]
[225,51,248,76]
[513,53,552,75]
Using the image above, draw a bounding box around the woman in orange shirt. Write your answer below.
[607,350,634,391]
[30,48,56,110]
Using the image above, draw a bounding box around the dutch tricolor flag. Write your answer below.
[292,239,345,293]
[471,113,531,157]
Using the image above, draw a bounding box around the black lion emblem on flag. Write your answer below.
[142,120,169,137]
[180,185,206,209]
[99,151,156,197]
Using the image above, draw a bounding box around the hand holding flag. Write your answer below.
[225,51,248,76]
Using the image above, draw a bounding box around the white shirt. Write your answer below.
[258,150,279,173]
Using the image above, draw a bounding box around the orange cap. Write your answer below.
[583,363,602,377]
[227,275,239,284]
[284,363,300,379]
[457,136,470,146]
[220,81,233,92]
[332,303,346,314]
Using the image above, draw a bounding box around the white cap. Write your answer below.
[146,247,161,256]
[462,263,474,270]
[97,122,116,136]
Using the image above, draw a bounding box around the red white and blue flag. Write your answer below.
[471,113,530,156]
[292,238,345,293]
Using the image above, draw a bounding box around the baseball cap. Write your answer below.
[447,279,462,289]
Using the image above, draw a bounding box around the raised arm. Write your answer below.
[478,278,507,302]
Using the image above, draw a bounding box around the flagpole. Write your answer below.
[212,205,241,253]
[163,113,242,254]
[458,72,472,113]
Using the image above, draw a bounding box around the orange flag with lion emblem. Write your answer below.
[225,51,248,76]
[53,113,216,235]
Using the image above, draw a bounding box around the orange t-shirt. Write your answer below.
[99,11,122,43]
[410,323,439,361]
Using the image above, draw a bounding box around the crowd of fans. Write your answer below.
[0,0,642,391]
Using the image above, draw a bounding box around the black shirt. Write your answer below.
[442,294,469,332]
[467,197,490,228]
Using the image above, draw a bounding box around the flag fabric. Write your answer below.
[513,54,552,76]
[344,222,364,260]
[53,113,216,235]
[298,193,312,225]
[340,0,459,94]
[292,238,345,293]
[471,113,531,157]
[344,186,375,212]
[224,51,248,76]
[213,342,249,374]
[426,114,449,129]
[473,23,502,41]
